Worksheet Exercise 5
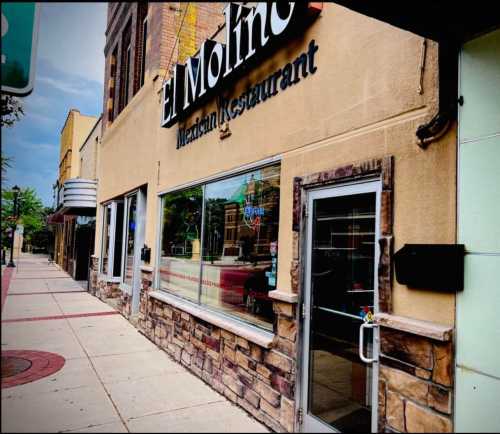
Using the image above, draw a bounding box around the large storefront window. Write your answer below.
[159,186,203,302]
[159,165,280,331]
[123,194,137,286]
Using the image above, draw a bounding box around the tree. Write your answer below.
[1,187,48,249]
[1,94,24,127]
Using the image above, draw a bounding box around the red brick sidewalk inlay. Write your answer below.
[1,350,66,389]
[2,310,120,324]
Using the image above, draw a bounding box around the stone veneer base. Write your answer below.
[138,268,297,433]
[89,226,454,433]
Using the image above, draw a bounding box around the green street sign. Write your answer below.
[1,2,40,96]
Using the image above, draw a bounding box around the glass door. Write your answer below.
[122,193,137,288]
[121,189,146,314]
[301,181,380,433]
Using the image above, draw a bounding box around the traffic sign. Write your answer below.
[1,3,40,96]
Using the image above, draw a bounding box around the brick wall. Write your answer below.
[102,2,226,135]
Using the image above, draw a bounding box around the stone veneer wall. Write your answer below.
[89,255,123,301]
[378,327,453,432]
[138,269,298,432]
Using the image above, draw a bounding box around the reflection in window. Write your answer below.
[312,193,376,317]
[113,202,124,277]
[158,165,280,331]
[101,204,111,274]
[124,195,137,286]
[159,186,203,302]
[201,166,280,330]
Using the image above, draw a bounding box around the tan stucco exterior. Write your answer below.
[79,117,102,180]
[96,4,457,326]
[59,109,98,184]
[54,110,99,269]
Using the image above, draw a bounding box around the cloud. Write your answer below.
[1,3,106,206]
[17,140,58,152]
[38,3,107,84]
[24,111,59,128]
[37,74,92,96]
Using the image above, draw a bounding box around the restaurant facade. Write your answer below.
[90,2,500,432]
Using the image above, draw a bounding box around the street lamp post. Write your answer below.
[7,185,21,268]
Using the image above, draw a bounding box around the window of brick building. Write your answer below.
[135,2,148,91]
[119,20,132,113]
[108,49,117,123]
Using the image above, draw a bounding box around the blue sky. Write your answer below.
[2,3,107,206]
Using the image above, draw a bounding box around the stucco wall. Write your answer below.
[79,118,101,180]
[71,113,99,177]
[96,4,457,325]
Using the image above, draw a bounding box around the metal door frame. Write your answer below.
[298,179,382,433]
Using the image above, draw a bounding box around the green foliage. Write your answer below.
[1,95,24,127]
[1,187,52,248]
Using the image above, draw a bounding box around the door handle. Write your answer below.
[359,322,378,364]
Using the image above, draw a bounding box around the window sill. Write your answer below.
[268,290,298,304]
[149,291,276,349]
[98,274,121,283]
[374,313,453,342]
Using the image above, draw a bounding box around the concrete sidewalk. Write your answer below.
[1,253,268,433]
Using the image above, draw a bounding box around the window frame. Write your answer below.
[155,160,282,331]
[99,200,123,281]
[123,43,132,107]
[120,190,140,292]
[139,16,147,88]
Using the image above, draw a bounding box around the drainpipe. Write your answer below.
[416,40,460,149]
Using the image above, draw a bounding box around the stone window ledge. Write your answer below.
[98,274,120,283]
[268,290,298,304]
[374,313,453,342]
[149,290,276,349]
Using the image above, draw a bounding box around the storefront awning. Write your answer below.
[330,1,500,43]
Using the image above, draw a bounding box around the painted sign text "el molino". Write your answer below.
[161,2,322,128]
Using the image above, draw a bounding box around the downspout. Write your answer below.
[416,40,460,149]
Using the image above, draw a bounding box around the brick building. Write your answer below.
[102,2,225,133]
[89,2,500,433]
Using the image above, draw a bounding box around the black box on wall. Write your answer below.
[394,244,465,292]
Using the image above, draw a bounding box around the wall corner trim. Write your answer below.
[374,312,453,341]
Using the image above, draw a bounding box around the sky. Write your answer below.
[2,2,107,206]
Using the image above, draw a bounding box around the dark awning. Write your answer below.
[330,1,500,43]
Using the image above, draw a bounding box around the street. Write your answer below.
[1,253,268,433]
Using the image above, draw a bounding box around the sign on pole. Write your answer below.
[1,3,40,96]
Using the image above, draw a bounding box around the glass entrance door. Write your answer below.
[301,181,380,433]
[123,194,137,287]
[121,189,146,314]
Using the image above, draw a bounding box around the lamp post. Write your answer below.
[7,185,21,268]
